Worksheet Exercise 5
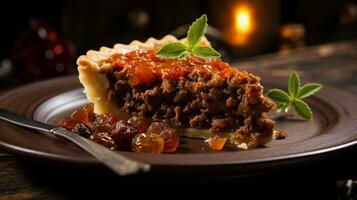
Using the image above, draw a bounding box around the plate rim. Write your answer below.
[0,75,357,167]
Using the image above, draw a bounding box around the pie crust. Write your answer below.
[76,35,276,147]
[77,35,210,118]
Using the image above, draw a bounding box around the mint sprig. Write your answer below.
[156,14,220,59]
[187,14,208,48]
[266,71,322,120]
[155,42,187,58]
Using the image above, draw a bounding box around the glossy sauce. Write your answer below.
[100,49,235,86]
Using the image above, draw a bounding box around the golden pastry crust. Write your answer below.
[76,35,276,148]
[77,35,210,118]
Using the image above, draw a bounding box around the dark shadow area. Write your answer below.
[0,144,353,199]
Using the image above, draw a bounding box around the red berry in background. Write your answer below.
[110,120,139,150]
[6,18,76,83]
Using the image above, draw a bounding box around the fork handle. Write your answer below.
[51,127,150,175]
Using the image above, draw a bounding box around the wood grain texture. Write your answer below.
[0,155,66,200]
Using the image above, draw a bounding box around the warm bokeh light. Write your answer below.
[225,4,254,46]
[235,6,252,34]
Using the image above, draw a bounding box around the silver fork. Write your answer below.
[0,108,151,175]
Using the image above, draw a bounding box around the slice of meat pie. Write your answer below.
[77,35,276,148]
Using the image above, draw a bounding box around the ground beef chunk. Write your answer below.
[105,69,276,136]
[226,97,237,108]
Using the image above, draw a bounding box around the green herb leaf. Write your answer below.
[297,83,322,99]
[288,71,300,98]
[178,51,189,60]
[293,99,312,120]
[155,14,220,60]
[192,46,221,58]
[266,89,291,103]
[156,42,188,58]
[267,71,321,120]
[187,14,207,48]
[276,102,291,113]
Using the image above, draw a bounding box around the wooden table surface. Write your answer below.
[0,40,357,199]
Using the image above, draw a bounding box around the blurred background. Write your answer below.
[0,0,356,90]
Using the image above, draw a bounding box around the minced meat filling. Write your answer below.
[106,67,275,137]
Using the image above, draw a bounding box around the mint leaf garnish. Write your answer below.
[187,14,207,48]
[178,51,189,60]
[156,14,220,59]
[276,102,291,113]
[293,99,312,120]
[192,46,221,58]
[288,71,300,98]
[297,83,322,99]
[156,42,188,58]
[266,89,291,103]
[266,71,322,120]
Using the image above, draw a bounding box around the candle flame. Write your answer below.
[225,4,254,46]
[235,6,252,34]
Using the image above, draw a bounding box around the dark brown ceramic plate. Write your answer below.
[0,76,357,175]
